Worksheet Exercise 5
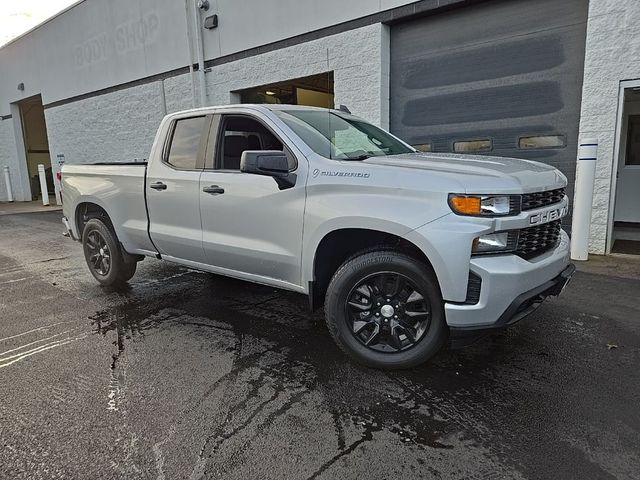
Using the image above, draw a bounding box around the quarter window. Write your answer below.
[453,139,492,153]
[166,116,206,169]
[518,135,565,149]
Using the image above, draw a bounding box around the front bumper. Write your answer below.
[449,263,574,347]
[446,229,572,346]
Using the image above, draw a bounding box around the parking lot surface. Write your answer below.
[0,211,638,479]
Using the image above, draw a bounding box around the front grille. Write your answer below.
[521,188,565,211]
[516,220,562,258]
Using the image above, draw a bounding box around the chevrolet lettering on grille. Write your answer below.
[529,205,568,225]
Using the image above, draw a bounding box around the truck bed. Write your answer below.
[61,163,155,254]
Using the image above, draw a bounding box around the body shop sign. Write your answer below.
[74,13,160,68]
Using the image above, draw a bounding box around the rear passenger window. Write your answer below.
[166,116,206,169]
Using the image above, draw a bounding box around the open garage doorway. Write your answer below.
[236,72,334,108]
[611,83,640,254]
[17,95,53,201]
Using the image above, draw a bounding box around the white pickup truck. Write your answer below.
[61,104,574,369]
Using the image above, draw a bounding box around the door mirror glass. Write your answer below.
[240,151,290,177]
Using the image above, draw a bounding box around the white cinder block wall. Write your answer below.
[45,74,195,166]
[0,119,21,201]
[40,24,387,175]
[204,24,390,128]
[578,0,640,253]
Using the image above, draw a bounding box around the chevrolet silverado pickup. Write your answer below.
[61,104,574,369]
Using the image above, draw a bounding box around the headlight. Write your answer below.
[448,194,518,217]
[472,232,518,254]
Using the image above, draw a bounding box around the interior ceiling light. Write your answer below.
[265,91,276,96]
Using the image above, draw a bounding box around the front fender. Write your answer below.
[302,216,419,287]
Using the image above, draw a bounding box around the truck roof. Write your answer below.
[168,103,350,118]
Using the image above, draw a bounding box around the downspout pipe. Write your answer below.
[192,0,207,107]
[184,0,198,108]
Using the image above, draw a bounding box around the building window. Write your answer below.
[453,139,492,153]
[518,135,565,149]
[413,143,432,152]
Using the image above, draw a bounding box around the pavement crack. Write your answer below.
[306,428,377,480]
[29,256,70,264]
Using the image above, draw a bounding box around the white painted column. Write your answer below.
[3,166,13,202]
[37,164,50,206]
[570,139,598,260]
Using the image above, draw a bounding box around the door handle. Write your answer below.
[202,185,225,195]
[150,182,167,190]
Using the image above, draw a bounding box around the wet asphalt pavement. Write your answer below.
[0,211,638,480]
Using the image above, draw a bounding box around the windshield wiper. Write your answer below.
[340,153,372,161]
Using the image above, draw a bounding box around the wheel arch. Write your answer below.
[75,200,114,237]
[307,226,440,310]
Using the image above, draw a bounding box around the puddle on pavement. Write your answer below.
[85,266,561,478]
[86,270,466,449]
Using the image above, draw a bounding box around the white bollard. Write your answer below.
[570,139,598,261]
[3,166,13,202]
[38,164,50,206]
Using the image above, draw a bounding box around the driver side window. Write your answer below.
[215,115,288,170]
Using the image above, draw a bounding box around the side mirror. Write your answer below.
[240,150,296,189]
[240,150,289,177]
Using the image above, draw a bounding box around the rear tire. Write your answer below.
[82,218,137,287]
[325,250,446,369]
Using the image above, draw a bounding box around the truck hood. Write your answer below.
[363,153,567,194]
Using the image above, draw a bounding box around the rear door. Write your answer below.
[146,114,212,263]
[198,110,307,288]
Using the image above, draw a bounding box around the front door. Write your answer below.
[147,114,211,263]
[198,112,307,288]
[615,113,640,223]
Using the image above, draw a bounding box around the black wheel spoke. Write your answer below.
[363,324,380,346]
[389,324,416,351]
[395,323,417,343]
[405,290,424,304]
[348,301,370,312]
[404,309,429,318]
[353,319,374,336]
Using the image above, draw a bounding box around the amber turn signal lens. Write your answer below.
[449,195,481,215]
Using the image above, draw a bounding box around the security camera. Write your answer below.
[197,0,209,10]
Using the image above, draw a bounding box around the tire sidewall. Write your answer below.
[326,251,446,369]
[82,219,125,286]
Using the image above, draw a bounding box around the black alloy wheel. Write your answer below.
[82,218,137,287]
[345,272,431,352]
[85,230,111,276]
[324,250,446,369]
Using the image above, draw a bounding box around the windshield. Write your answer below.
[273,110,415,160]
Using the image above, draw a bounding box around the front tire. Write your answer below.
[325,250,446,369]
[82,218,137,287]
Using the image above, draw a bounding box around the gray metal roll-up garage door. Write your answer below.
[390,0,588,217]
